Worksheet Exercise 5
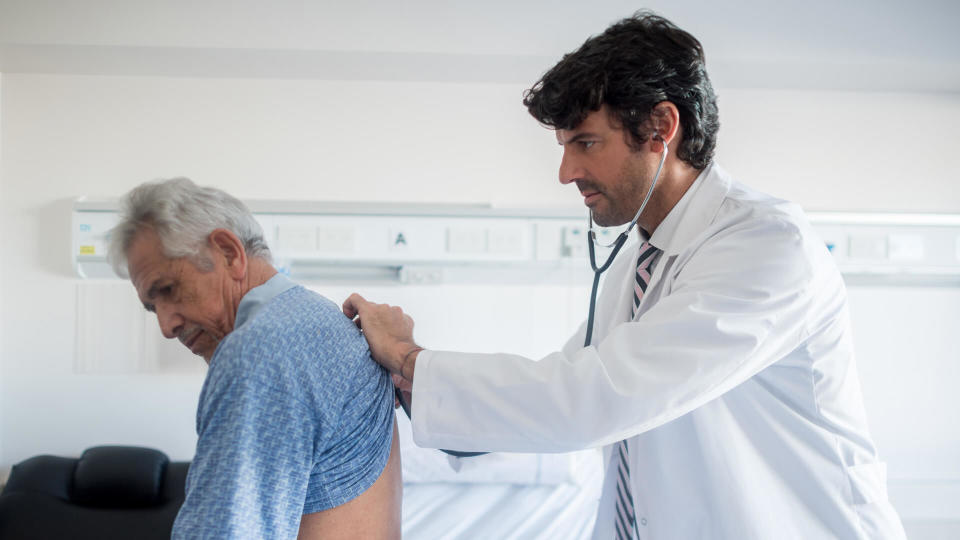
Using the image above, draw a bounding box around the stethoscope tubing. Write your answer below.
[584,141,668,346]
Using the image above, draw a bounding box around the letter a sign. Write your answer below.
[389,228,411,252]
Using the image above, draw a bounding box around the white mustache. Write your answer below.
[178,327,203,347]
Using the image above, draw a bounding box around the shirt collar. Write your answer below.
[646,161,731,257]
[234,273,297,329]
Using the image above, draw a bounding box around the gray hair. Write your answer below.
[107,177,271,277]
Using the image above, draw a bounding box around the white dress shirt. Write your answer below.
[411,163,906,539]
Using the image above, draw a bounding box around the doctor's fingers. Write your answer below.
[362,303,412,330]
[343,293,406,322]
[341,293,366,320]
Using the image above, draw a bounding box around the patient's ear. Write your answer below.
[208,229,248,279]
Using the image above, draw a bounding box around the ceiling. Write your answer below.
[1,0,958,92]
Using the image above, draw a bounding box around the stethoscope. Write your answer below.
[584,139,667,347]
[395,137,668,458]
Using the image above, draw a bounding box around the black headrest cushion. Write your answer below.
[2,455,77,500]
[71,446,169,508]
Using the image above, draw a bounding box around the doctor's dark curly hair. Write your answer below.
[523,11,719,170]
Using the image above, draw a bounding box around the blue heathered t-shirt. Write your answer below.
[171,274,394,539]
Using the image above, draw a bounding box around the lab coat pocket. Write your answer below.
[846,461,888,505]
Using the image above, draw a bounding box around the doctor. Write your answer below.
[344,11,905,539]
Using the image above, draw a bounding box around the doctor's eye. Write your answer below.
[579,140,596,150]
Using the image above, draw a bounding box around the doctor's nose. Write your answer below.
[558,150,583,185]
[155,304,184,339]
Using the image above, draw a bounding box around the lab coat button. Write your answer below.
[640,518,647,526]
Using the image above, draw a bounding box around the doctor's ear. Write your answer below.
[647,101,681,152]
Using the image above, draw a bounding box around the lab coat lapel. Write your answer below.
[656,162,730,258]
[627,163,730,321]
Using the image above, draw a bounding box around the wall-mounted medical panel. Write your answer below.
[265,214,536,264]
[73,202,121,278]
[72,199,618,284]
[808,212,960,285]
[73,200,960,286]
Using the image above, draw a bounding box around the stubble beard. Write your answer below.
[590,159,652,228]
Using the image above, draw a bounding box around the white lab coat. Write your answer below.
[411,163,905,539]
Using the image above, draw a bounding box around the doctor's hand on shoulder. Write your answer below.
[342,293,422,385]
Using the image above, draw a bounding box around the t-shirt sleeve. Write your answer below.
[171,348,316,539]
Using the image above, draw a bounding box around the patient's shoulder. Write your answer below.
[210,286,389,424]
[245,287,367,356]
[219,287,372,373]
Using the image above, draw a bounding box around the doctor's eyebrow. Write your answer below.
[557,132,600,145]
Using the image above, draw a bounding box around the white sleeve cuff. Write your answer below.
[409,348,436,448]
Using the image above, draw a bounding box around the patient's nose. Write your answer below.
[155,303,184,339]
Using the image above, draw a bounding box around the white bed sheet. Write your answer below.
[401,449,603,539]
[396,397,603,538]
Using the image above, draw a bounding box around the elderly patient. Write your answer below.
[107,178,401,539]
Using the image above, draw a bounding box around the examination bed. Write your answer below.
[397,413,603,539]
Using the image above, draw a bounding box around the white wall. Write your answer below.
[1,73,959,518]
[718,90,960,213]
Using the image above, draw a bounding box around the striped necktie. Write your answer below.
[615,241,658,540]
